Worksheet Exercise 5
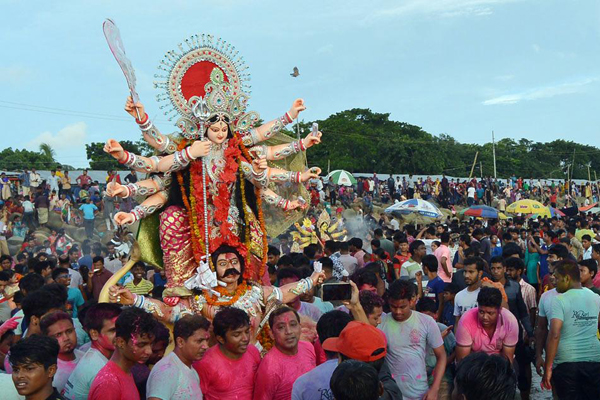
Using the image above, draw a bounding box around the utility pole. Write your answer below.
[587,163,591,182]
[571,149,576,195]
[480,162,483,179]
[492,131,497,180]
[469,152,479,179]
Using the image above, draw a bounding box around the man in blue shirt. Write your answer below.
[79,198,98,239]
[292,310,352,400]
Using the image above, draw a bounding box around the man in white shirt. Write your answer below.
[337,241,358,276]
[454,257,484,326]
[467,185,476,206]
[29,168,41,190]
[147,315,210,400]
[47,170,60,194]
[378,279,446,399]
[63,303,122,400]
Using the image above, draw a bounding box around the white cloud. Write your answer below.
[482,78,598,105]
[494,74,515,81]
[26,122,88,166]
[317,44,334,54]
[363,0,521,22]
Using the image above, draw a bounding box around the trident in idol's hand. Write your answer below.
[191,97,212,267]
[103,18,141,120]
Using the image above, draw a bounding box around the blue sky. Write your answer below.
[1,0,599,168]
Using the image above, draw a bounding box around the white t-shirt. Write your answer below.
[22,201,34,213]
[467,187,476,198]
[453,287,481,317]
[0,372,24,400]
[63,347,107,400]
[146,351,202,400]
[54,352,80,393]
[69,268,83,289]
[420,239,436,255]
[538,288,559,329]
[379,311,443,400]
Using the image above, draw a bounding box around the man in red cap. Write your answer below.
[322,321,402,400]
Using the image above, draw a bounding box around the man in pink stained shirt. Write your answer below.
[455,287,519,363]
[434,232,453,283]
[88,307,158,400]
[253,306,316,400]
[194,307,261,400]
[349,238,366,269]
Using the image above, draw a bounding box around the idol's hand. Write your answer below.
[114,212,135,226]
[300,167,321,182]
[104,139,125,161]
[125,96,146,120]
[106,182,128,198]
[189,141,212,159]
[109,285,134,306]
[252,156,268,174]
[302,131,322,149]
[288,98,306,120]
[310,271,326,287]
[288,200,308,211]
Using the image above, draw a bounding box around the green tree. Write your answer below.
[0,148,58,171]
[39,143,56,160]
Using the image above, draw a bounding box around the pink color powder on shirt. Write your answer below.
[455,307,518,355]
[88,360,140,400]
[194,344,261,400]
[253,341,316,400]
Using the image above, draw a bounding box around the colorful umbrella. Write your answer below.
[506,199,547,215]
[460,205,501,219]
[531,207,565,218]
[326,170,357,186]
[579,203,598,212]
[385,199,443,219]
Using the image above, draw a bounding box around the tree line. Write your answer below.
[2,109,599,180]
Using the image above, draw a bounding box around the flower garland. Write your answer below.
[175,140,205,263]
[239,168,253,280]
[188,137,243,262]
[256,324,274,354]
[202,281,248,307]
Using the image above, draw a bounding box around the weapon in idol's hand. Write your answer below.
[103,18,140,119]
[311,123,319,137]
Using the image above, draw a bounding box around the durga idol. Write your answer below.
[101,34,324,346]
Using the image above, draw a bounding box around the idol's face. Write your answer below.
[216,253,242,284]
[206,121,229,144]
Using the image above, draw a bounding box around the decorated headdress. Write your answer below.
[153,34,259,139]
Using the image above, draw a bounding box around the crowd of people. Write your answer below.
[0,168,140,257]
[0,183,597,400]
[0,165,600,400]
[315,174,600,211]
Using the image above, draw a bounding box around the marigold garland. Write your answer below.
[175,132,271,280]
[239,165,253,279]
[256,324,274,354]
[203,281,248,307]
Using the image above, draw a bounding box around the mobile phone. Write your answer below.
[311,123,319,137]
[322,282,352,302]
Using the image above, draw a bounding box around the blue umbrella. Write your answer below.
[385,199,443,219]
[461,205,500,219]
